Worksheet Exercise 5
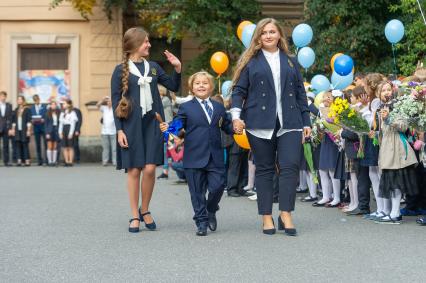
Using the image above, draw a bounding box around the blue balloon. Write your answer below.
[242,24,256,49]
[334,55,354,76]
[331,71,354,90]
[221,80,232,99]
[297,47,315,69]
[385,19,405,44]
[292,23,313,48]
[311,75,330,94]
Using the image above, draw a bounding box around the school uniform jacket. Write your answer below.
[231,50,311,130]
[0,102,13,134]
[175,98,233,169]
[30,104,47,133]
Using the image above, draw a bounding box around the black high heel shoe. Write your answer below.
[263,218,276,235]
[128,218,140,233]
[278,215,297,236]
[139,209,157,230]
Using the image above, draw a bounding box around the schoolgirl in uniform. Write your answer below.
[45,101,60,166]
[11,95,32,166]
[111,27,181,233]
[58,99,78,167]
[312,92,341,207]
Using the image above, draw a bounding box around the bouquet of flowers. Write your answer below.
[327,97,370,135]
[326,97,371,158]
[390,82,426,131]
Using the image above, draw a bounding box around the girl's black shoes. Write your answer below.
[139,209,157,230]
[128,218,140,233]
[278,216,297,236]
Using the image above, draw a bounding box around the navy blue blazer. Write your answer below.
[30,104,47,133]
[231,50,311,130]
[73,108,82,133]
[111,61,181,132]
[0,102,13,133]
[44,109,61,135]
[175,98,233,169]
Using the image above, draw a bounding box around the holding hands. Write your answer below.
[159,122,169,133]
[233,119,245,135]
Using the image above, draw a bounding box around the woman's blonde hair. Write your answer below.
[188,71,215,94]
[232,18,290,84]
[115,27,149,119]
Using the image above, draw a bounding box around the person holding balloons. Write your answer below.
[231,18,311,236]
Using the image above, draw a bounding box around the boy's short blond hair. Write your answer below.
[188,71,215,94]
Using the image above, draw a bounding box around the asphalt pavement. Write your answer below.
[0,165,425,282]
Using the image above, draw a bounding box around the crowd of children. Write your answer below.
[0,92,82,167]
[158,66,426,228]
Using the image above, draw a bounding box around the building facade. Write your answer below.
[0,0,303,161]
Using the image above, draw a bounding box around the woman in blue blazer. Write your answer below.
[231,18,311,236]
[111,27,181,233]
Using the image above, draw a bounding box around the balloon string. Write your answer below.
[217,74,222,94]
[391,44,398,76]
[417,0,426,26]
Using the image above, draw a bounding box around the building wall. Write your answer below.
[0,0,122,140]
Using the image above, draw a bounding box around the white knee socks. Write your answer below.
[390,189,402,218]
[348,172,359,211]
[299,170,308,190]
[369,166,383,213]
[244,160,256,191]
[307,171,317,198]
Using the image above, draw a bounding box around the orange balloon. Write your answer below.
[330,53,343,71]
[210,51,229,75]
[237,20,252,41]
[233,130,250,149]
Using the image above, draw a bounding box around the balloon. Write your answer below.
[221,80,232,99]
[385,19,405,44]
[330,53,343,71]
[311,75,330,94]
[210,52,229,75]
[234,130,250,149]
[331,71,354,90]
[242,24,256,48]
[297,47,315,68]
[292,23,313,48]
[334,54,354,76]
[237,20,252,41]
[314,91,324,108]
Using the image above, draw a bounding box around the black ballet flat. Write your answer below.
[139,210,157,230]
[263,219,276,235]
[278,215,297,236]
[128,218,140,233]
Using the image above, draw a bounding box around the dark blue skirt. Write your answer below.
[116,111,164,171]
[359,137,379,167]
[319,134,339,171]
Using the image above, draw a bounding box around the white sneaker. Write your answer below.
[248,193,257,201]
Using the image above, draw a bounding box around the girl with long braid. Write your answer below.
[111,27,181,233]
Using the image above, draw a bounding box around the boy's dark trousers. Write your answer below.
[357,165,372,213]
[184,156,225,229]
[226,142,248,195]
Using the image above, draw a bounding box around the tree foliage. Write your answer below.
[305,0,400,76]
[390,0,426,76]
[49,0,126,20]
[136,0,261,76]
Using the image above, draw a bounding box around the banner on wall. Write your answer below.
[18,70,71,103]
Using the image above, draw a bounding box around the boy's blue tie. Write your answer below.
[202,100,213,120]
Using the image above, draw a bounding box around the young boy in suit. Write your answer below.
[160,71,234,236]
